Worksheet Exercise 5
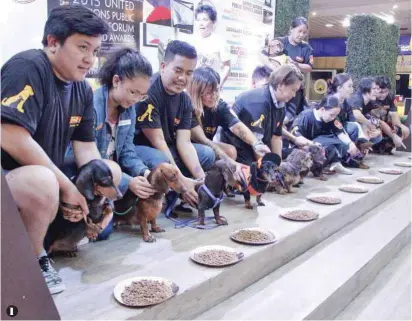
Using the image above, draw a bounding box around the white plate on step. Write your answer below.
[394,162,411,168]
[113,276,178,307]
[378,168,403,175]
[190,245,244,267]
[230,227,277,245]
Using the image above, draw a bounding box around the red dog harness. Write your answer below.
[234,158,263,196]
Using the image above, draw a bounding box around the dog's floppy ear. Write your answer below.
[262,152,281,167]
[75,165,95,201]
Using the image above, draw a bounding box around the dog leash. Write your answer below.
[275,172,287,189]
[112,196,139,216]
[163,191,225,230]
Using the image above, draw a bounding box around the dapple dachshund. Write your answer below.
[45,160,122,257]
[113,163,186,242]
[268,149,313,194]
[195,159,237,227]
[235,153,281,209]
[299,144,327,183]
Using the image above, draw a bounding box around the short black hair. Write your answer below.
[375,75,391,90]
[195,4,217,23]
[317,95,340,110]
[164,40,197,62]
[358,77,376,95]
[252,66,273,82]
[291,17,308,29]
[327,73,351,94]
[98,48,153,89]
[42,6,109,46]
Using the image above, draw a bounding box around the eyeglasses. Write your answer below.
[201,90,219,98]
[125,88,149,101]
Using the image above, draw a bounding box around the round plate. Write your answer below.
[307,195,342,205]
[190,245,244,267]
[339,184,369,193]
[357,177,384,184]
[378,168,403,175]
[280,210,319,221]
[394,162,411,168]
[114,276,178,307]
[230,227,277,245]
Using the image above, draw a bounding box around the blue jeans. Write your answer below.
[345,122,382,145]
[134,143,215,177]
[313,134,347,163]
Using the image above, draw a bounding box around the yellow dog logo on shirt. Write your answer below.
[251,114,265,128]
[138,104,154,122]
[1,85,34,113]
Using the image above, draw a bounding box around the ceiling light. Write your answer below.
[342,18,350,27]
[393,4,398,9]
[325,23,334,27]
[312,12,317,16]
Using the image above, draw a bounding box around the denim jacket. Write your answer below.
[91,86,149,193]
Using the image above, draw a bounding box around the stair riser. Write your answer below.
[135,171,411,320]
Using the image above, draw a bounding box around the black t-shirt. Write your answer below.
[291,109,344,140]
[339,99,356,124]
[134,73,194,146]
[375,94,397,113]
[201,99,240,140]
[279,36,314,67]
[1,49,95,171]
[345,92,377,116]
[221,85,285,164]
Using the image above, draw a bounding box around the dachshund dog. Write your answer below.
[299,144,327,183]
[268,149,313,195]
[45,160,122,257]
[113,163,186,242]
[195,159,237,227]
[235,153,281,209]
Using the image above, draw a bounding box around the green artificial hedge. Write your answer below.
[274,0,309,37]
[346,15,400,90]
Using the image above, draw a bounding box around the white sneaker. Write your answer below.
[330,162,353,175]
[39,256,65,295]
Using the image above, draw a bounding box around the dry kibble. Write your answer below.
[193,250,238,266]
[379,168,403,175]
[121,280,173,306]
[281,210,319,221]
[308,196,341,205]
[231,229,273,243]
[339,185,368,193]
[357,177,384,184]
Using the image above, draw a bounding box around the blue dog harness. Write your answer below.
[198,184,224,209]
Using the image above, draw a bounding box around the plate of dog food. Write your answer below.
[356,177,384,184]
[280,210,319,221]
[113,276,179,307]
[190,245,244,267]
[394,162,411,168]
[339,184,369,193]
[378,168,403,175]
[230,227,277,245]
[307,195,342,205]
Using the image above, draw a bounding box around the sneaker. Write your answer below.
[39,256,65,295]
[330,162,353,175]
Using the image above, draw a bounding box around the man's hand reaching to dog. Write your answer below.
[129,176,156,199]
[181,176,201,208]
[60,180,89,222]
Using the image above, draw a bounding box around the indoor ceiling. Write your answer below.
[308,0,411,38]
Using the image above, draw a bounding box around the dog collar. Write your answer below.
[275,172,287,189]
[198,184,224,209]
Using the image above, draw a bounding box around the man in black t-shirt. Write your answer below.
[1,6,119,294]
[134,40,215,207]
[347,77,385,146]
[374,76,410,148]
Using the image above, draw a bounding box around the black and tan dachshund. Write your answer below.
[45,159,122,257]
[235,153,281,209]
[195,159,238,227]
[299,144,328,183]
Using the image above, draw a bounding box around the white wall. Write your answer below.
[0,0,47,67]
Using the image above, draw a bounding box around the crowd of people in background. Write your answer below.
[1,4,409,295]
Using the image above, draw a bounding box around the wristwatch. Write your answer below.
[252,140,265,151]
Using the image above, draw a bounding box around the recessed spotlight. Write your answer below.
[325,23,334,27]
[342,19,350,27]
[393,4,398,9]
[312,12,317,16]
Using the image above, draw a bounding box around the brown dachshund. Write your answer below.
[45,159,122,257]
[114,163,186,242]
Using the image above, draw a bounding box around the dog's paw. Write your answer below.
[317,175,328,181]
[292,184,300,188]
[257,201,265,206]
[245,204,254,210]
[215,216,228,225]
[151,226,165,233]
[278,190,287,195]
[143,235,157,243]
[65,251,78,258]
